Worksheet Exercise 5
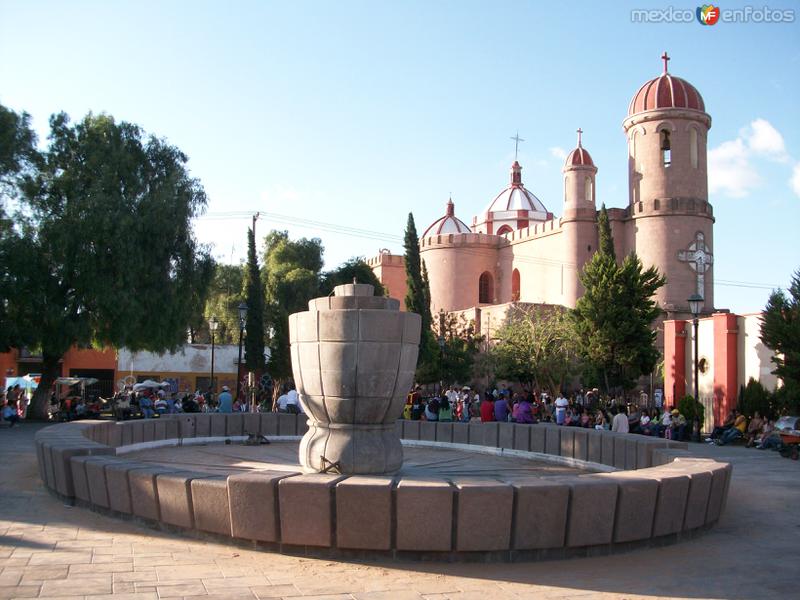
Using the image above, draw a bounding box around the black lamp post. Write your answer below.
[235,302,248,402]
[438,309,446,393]
[209,316,218,400]
[687,294,704,402]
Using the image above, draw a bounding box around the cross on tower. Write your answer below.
[576,128,583,147]
[678,231,713,297]
[661,51,670,73]
[510,131,525,160]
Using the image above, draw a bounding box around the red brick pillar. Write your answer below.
[713,313,739,426]
[664,320,687,409]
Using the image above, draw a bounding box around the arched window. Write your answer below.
[631,130,641,172]
[478,271,494,304]
[690,128,698,169]
[564,176,568,203]
[584,176,593,203]
[496,225,513,235]
[660,129,671,168]
[511,269,520,302]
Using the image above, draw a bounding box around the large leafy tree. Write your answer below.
[4,109,213,418]
[243,227,266,372]
[319,257,384,296]
[263,230,324,397]
[200,263,245,344]
[760,268,800,409]
[433,312,484,386]
[1,105,41,350]
[571,207,665,394]
[491,305,581,395]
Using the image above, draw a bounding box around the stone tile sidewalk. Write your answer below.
[1,423,797,599]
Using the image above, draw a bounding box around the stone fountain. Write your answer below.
[288,283,421,474]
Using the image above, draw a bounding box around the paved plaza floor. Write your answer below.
[0,423,797,600]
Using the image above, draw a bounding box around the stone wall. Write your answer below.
[34,416,731,560]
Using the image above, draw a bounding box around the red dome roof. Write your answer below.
[422,198,472,238]
[564,129,595,168]
[565,147,594,167]
[628,73,705,117]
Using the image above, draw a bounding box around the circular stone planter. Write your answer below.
[35,415,732,562]
[288,283,421,475]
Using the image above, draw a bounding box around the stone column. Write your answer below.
[288,283,421,475]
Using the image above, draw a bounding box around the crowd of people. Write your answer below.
[704,409,784,450]
[403,384,697,441]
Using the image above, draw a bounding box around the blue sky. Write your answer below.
[1,0,798,313]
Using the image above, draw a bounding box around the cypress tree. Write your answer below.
[243,227,266,372]
[597,203,616,261]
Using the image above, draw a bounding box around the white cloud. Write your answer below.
[708,138,761,198]
[743,118,789,162]
[791,163,800,198]
[549,146,567,160]
[708,118,794,199]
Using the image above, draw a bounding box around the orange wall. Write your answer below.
[61,347,117,372]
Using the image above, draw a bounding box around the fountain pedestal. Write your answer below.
[288,283,421,474]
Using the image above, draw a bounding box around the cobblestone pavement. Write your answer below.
[1,422,797,599]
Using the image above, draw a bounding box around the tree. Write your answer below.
[403,213,436,381]
[263,231,324,399]
[433,312,484,386]
[597,203,616,261]
[201,263,245,344]
[760,268,800,412]
[760,269,800,388]
[491,305,581,395]
[320,257,384,296]
[571,218,665,394]
[243,227,266,372]
[0,104,40,351]
[4,110,213,419]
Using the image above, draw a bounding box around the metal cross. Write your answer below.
[576,128,583,147]
[662,51,670,73]
[678,231,713,297]
[510,131,525,160]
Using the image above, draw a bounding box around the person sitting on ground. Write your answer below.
[745,411,764,447]
[494,390,511,423]
[707,410,736,442]
[217,385,233,414]
[2,398,20,428]
[594,410,608,430]
[438,395,453,422]
[670,409,687,441]
[480,393,495,422]
[611,405,629,433]
[515,393,534,424]
[716,411,747,445]
[628,405,642,434]
[424,395,440,421]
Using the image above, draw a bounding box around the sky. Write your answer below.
[1,0,798,313]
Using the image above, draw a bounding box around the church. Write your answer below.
[368,53,715,334]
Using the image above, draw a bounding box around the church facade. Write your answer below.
[369,54,715,332]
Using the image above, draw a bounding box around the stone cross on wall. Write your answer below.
[678,231,713,297]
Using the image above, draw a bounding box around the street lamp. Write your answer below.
[209,316,218,400]
[687,294,704,402]
[235,302,248,402]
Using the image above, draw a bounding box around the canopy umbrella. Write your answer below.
[133,380,163,392]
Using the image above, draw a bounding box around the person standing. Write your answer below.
[217,385,233,414]
[555,393,569,425]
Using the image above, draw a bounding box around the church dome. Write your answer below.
[483,161,548,216]
[628,53,705,117]
[422,198,472,237]
[565,129,594,168]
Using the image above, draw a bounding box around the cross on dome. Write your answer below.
[661,51,670,73]
[576,128,583,148]
[510,131,525,160]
